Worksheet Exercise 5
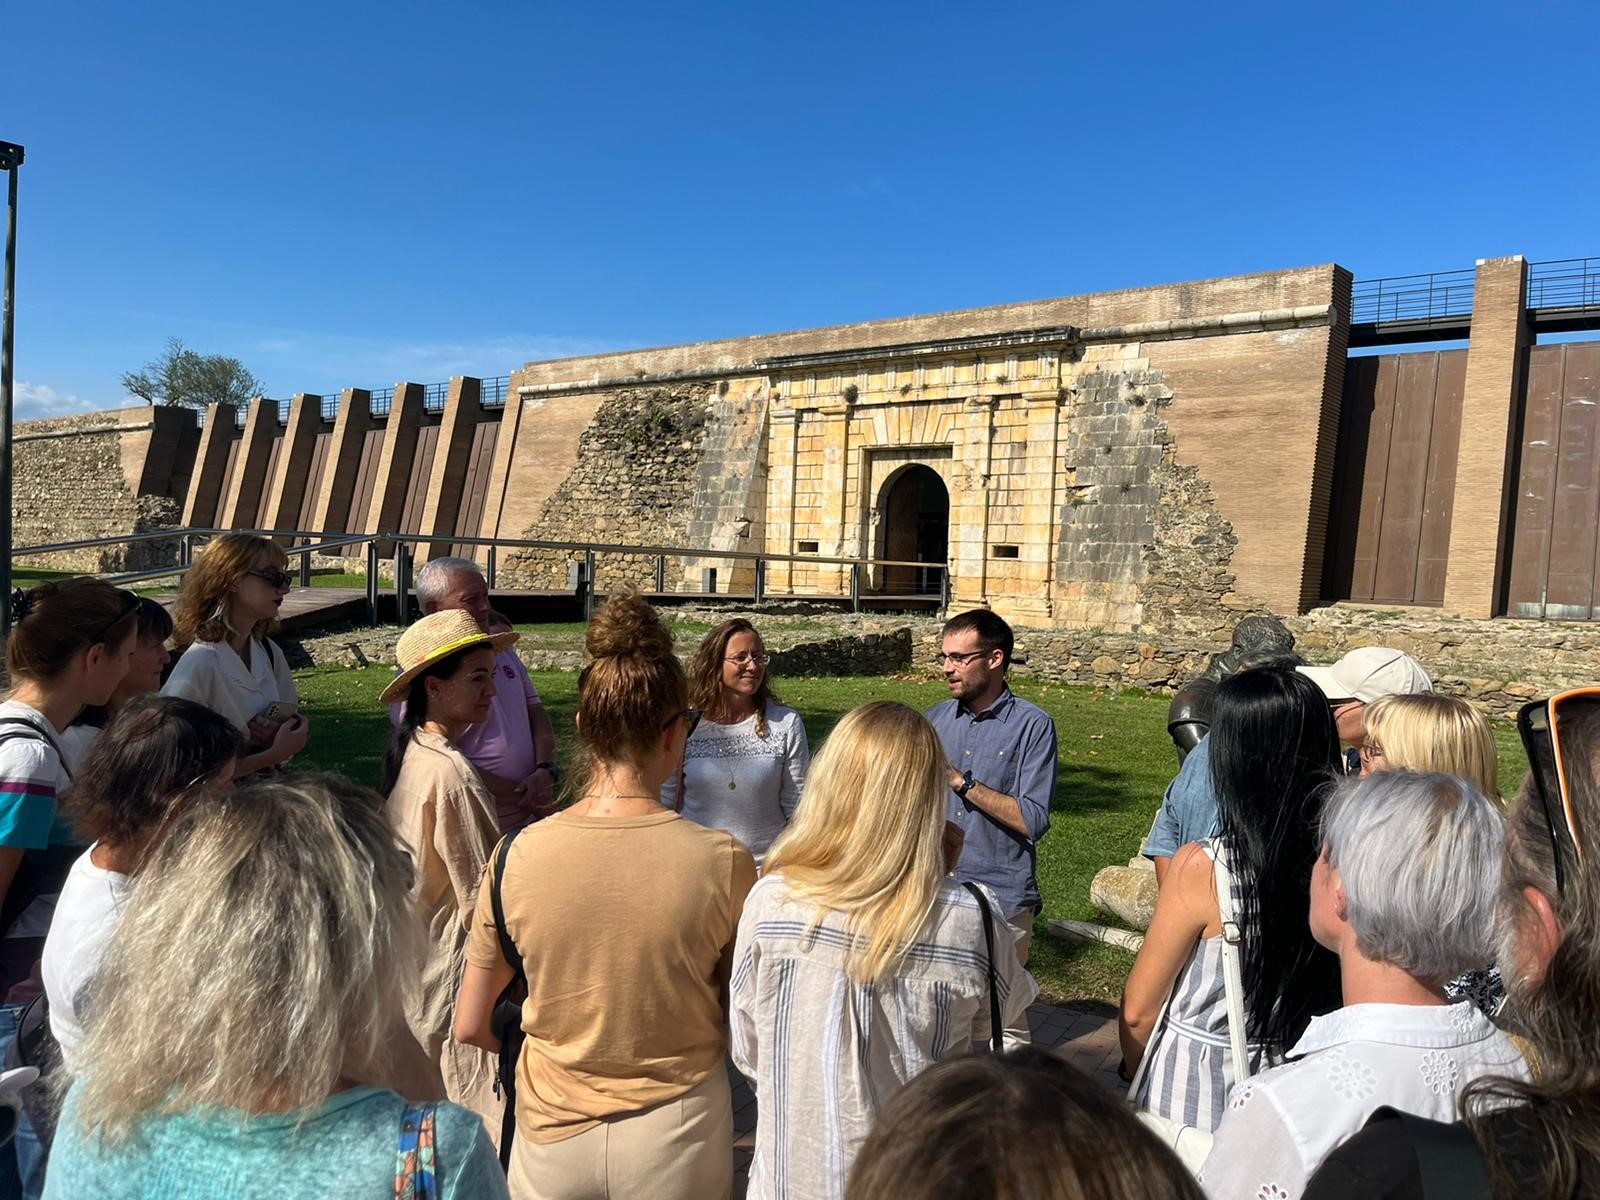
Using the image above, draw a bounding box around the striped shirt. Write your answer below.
[731,873,1039,1200]
[1131,839,1270,1133]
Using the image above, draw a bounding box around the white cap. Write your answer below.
[1297,647,1433,705]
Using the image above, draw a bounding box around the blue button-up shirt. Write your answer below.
[925,687,1058,917]
[1141,735,1220,861]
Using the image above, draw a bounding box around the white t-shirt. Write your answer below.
[161,637,298,735]
[41,846,130,1071]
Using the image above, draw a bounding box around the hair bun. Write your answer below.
[584,591,674,661]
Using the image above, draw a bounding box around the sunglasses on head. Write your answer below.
[1517,688,1600,896]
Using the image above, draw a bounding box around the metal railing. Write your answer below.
[1350,268,1477,328]
[1528,257,1600,313]
[369,387,394,417]
[422,381,451,412]
[11,526,951,626]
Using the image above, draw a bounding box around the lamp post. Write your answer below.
[0,141,22,640]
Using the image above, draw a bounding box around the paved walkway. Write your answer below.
[729,1000,1125,1195]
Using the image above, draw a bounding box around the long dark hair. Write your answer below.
[377,647,480,797]
[1210,667,1343,1053]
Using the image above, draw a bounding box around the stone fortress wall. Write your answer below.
[14,255,1588,679]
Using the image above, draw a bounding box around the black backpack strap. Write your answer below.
[490,830,524,1171]
[0,718,69,782]
[962,882,1004,1053]
[1386,1108,1493,1200]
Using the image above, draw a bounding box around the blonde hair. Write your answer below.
[1364,693,1500,800]
[172,532,289,647]
[763,701,948,983]
[72,773,422,1140]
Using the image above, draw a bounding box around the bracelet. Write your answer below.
[537,761,561,785]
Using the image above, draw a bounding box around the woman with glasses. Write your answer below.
[1305,689,1600,1199]
[455,592,755,1200]
[162,533,309,775]
[667,618,810,863]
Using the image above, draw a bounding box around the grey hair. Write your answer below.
[1322,770,1505,983]
[72,773,423,1140]
[414,556,482,610]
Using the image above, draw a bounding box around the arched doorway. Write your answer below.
[879,465,950,595]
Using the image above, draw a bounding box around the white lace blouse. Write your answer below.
[1197,1001,1527,1200]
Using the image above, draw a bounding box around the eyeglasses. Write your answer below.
[665,708,703,739]
[725,652,770,667]
[1358,741,1385,764]
[935,650,988,666]
[248,569,293,590]
[1518,689,1599,895]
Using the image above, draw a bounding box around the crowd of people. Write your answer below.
[0,531,1592,1198]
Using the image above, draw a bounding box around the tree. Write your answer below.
[121,338,264,410]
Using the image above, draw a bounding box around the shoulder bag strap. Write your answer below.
[961,882,1004,1053]
[491,830,523,1171]
[1213,844,1252,1081]
[1392,1109,1493,1200]
[0,719,70,782]
[394,1102,439,1200]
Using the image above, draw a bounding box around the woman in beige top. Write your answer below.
[379,608,517,1139]
[456,591,756,1200]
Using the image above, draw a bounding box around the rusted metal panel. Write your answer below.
[1413,351,1467,604]
[1322,357,1377,601]
[1545,345,1598,619]
[341,428,387,557]
[1505,347,1569,617]
[252,435,285,530]
[398,424,441,539]
[1349,355,1400,601]
[296,432,333,535]
[1372,354,1438,602]
[453,421,500,560]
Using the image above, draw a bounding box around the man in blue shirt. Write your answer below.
[925,610,1058,963]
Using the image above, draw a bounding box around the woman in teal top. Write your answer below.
[43,773,507,1200]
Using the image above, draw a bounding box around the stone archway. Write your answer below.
[877,463,950,595]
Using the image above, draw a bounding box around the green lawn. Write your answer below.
[292,663,1535,1006]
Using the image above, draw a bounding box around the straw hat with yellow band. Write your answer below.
[380,609,519,705]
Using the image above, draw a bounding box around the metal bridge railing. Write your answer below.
[10,527,951,626]
[1528,257,1600,313]
[1350,268,1478,328]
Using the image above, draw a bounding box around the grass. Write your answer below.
[290,663,1537,1006]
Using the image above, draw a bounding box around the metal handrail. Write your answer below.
[1351,268,1477,327]
[1527,257,1600,311]
[100,533,373,586]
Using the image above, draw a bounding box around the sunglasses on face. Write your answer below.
[247,569,294,590]
[1518,688,1600,895]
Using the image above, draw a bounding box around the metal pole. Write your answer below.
[940,566,951,611]
[0,144,24,640]
[394,544,411,623]
[366,539,380,626]
[298,549,312,588]
[654,554,665,593]
[850,562,861,613]
[583,549,597,619]
[485,545,497,590]
[753,557,765,605]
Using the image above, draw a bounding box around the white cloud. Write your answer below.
[13,381,139,423]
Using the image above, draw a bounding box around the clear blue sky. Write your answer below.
[3,1,1596,419]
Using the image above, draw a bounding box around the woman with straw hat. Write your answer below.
[379,609,518,1142]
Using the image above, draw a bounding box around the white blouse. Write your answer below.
[161,637,297,736]
[1198,1001,1527,1200]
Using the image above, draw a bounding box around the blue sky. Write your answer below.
[3,1,1597,419]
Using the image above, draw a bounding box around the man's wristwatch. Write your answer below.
[537,761,561,785]
[955,769,975,799]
